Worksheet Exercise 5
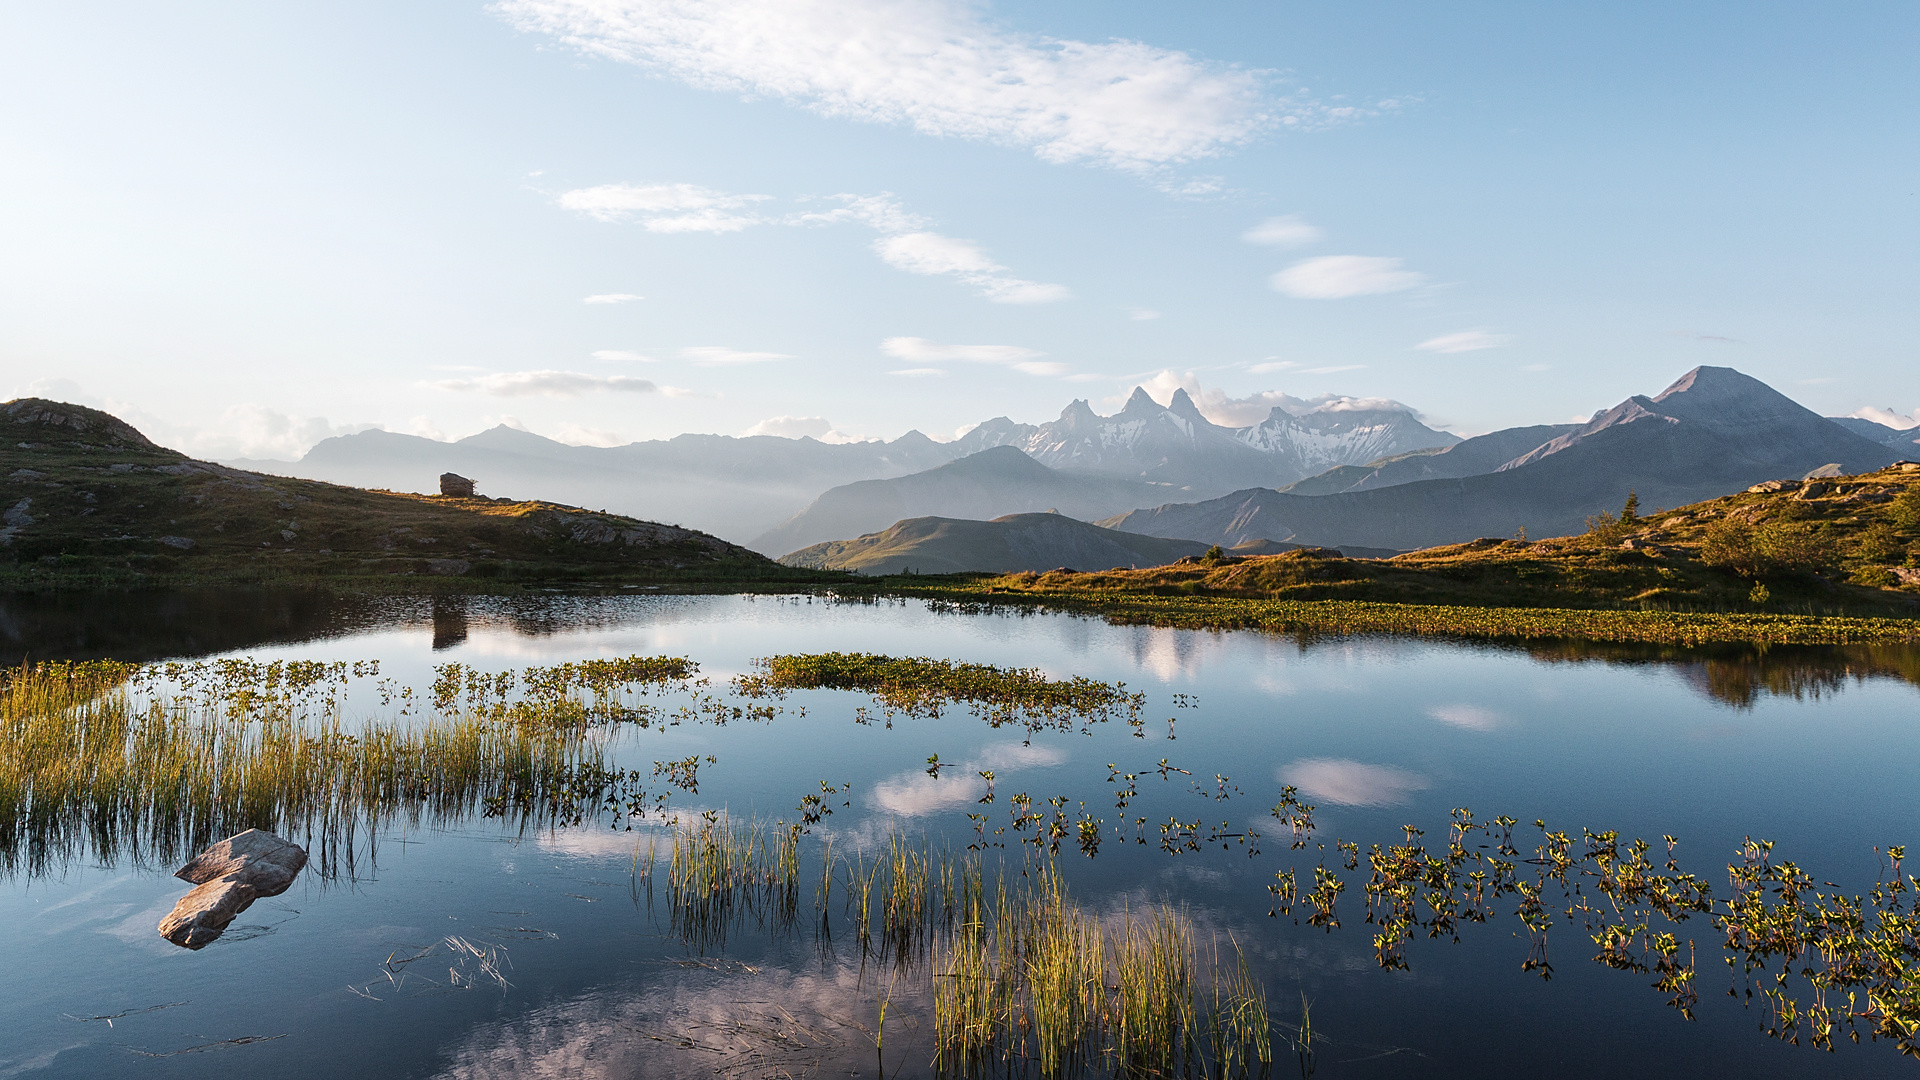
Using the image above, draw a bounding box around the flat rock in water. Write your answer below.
[157,829,308,949]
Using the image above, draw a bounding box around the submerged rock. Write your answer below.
[157,829,308,950]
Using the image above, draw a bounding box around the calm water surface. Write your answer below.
[3,591,1917,1078]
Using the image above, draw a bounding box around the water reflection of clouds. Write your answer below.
[868,743,1066,817]
[1426,704,1500,731]
[434,957,929,1079]
[1278,758,1430,807]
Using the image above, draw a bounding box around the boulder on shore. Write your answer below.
[157,829,308,949]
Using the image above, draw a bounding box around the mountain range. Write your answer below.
[1103,367,1904,550]
[231,390,1459,552]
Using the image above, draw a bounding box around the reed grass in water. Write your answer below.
[0,657,695,877]
[931,859,1270,1078]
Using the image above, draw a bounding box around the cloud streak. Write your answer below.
[434,370,659,397]
[882,336,1065,375]
[559,185,1067,302]
[1242,214,1322,247]
[497,0,1297,170]
[1416,330,1511,354]
[873,233,1070,303]
[1271,256,1424,299]
[557,182,770,232]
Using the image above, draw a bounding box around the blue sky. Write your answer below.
[3,1,1915,458]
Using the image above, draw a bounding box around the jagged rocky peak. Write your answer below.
[1165,388,1210,424]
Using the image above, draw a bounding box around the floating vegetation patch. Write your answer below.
[1261,790,1920,1057]
[735,653,1144,733]
[0,657,700,877]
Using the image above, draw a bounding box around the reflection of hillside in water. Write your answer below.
[1509,639,1920,707]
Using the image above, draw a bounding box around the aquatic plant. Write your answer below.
[735,652,1144,734]
[0,656,698,877]
[932,859,1269,1078]
[662,810,801,951]
[1262,793,1920,1057]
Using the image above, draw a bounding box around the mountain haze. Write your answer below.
[754,446,1180,557]
[780,513,1210,576]
[230,426,958,545]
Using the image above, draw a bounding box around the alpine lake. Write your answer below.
[3,588,1918,1079]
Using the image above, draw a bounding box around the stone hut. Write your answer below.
[439,472,476,497]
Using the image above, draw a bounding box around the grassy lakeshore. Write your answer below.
[873,584,1920,646]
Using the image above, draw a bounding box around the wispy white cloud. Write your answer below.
[562,184,1066,303]
[582,292,643,304]
[433,370,659,397]
[872,233,1070,304]
[1129,308,1161,321]
[888,367,946,377]
[496,0,1310,170]
[680,346,791,365]
[1277,758,1429,807]
[882,336,1065,376]
[1416,330,1511,354]
[787,193,927,232]
[881,337,1042,363]
[590,349,654,362]
[557,182,770,231]
[743,415,829,438]
[1673,329,1743,344]
[743,415,872,442]
[1242,214,1323,247]
[1271,255,1424,299]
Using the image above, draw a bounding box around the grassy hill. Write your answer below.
[0,399,827,589]
[781,512,1212,574]
[967,463,1920,614]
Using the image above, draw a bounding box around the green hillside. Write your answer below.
[968,463,1920,615]
[782,512,1209,574]
[0,399,826,589]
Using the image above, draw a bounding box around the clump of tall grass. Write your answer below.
[0,659,676,878]
[663,811,801,951]
[932,859,1271,1078]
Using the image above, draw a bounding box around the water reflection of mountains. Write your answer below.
[5,588,1916,706]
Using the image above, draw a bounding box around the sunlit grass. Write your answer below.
[0,656,696,877]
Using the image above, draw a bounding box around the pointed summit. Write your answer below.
[1119,387,1163,416]
[1167,388,1208,423]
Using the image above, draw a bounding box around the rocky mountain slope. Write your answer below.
[1,399,800,587]
[951,387,1458,491]
[780,512,1212,576]
[1105,367,1904,550]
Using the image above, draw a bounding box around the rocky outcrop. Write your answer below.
[157,829,308,949]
